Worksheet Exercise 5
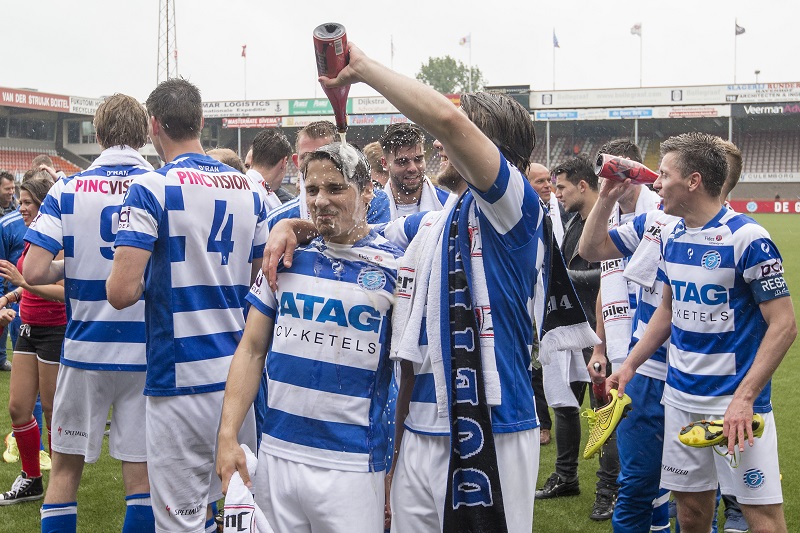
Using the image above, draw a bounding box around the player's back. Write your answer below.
[27,164,154,371]
[116,153,268,396]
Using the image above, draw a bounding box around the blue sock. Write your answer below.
[34,396,44,450]
[205,501,218,533]
[41,502,77,533]
[122,493,155,533]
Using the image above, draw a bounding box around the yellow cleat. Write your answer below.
[582,389,632,460]
[3,434,19,464]
[39,450,51,471]
[678,414,765,448]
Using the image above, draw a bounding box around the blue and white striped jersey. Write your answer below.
[247,231,402,472]
[384,152,544,436]
[658,208,789,414]
[114,153,268,396]
[26,154,156,371]
[0,210,26,293]
[609,210,680,381]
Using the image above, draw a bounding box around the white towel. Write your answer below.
[384,177,451,220]
[600,187,662,364]
[390,203,500,418]
[624,212,675,289]
[223,444,272,533]
[89,145,153,170]
[548,195,565,246]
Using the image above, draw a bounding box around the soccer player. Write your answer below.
[379,123,451,218]
[22,94,155,532]
[244,129,294,207]
[107,79,268,533]
[607,132,796,533]
[217,142,402,533]
[262,42,598,533]
[266,121,391,229]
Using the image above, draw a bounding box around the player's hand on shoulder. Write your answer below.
[263,219,301,291]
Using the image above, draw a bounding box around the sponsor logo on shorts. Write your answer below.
[743,468,766,489]
[58,426,87,438]
[662,464,689,476]
[168,503,204,517]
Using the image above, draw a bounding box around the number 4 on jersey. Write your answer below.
[207,200,234,265]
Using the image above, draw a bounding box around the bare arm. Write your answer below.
[606,284,673,397]
[0,257,64,302]
[262,219,318,291]
[216,308,274,493]
[723,296,797,454]
[22,245,63,285]
[321,43,500,193]
[579,179,632,262]
[107,246,151,309]
[587,294,608,383]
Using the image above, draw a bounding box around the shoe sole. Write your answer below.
[0,493,44,506]
[679,414,765,448]
[583,390,632,459]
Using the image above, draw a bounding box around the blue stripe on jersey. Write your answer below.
[172,285,250,313]
[25,231,62,257]
[175,332,240,363]
[263,408,387,463]
[477,153,510,204]
[434,186,451,207]
[269,351,377,399]
[114,229,158,251]
[410,372,436,403]
[67,320,146,344]
[65,279,114,302]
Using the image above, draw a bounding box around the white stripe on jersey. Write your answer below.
[268,380,371,427]
[669,346,736,377]
[62,339,144,367]
[175,354,234,390]
[173,308,245,339]
[260,434,368,472]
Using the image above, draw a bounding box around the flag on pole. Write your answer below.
[459,34,470,46]
[735,23,745,35]
[241,45,247,58]
[631,23,642,36]
[553,30,560,48]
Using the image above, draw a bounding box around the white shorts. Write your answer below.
[146,391,256,533]
[390,428,539,533]
[661,404,783,505]
[50,366,147,463]
[254,452,384,533]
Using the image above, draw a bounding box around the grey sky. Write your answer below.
[2,0,798,103]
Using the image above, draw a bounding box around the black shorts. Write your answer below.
[14,324,66,364]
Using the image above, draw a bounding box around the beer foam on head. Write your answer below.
[337,142,360,181]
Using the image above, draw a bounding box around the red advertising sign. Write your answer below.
[0,87,70,112]
[221,117,282,129]
[729,200,800,214]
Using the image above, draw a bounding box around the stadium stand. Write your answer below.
[739,130,800,173]
[0,147,83,177]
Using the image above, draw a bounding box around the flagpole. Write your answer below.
[733,19,738,83]
[468,33,473,92]
[390,35,394,70]
[639,33,643,87]
[552,27,556,90]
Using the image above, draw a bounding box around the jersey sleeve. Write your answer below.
[374,212,431,251]
[251,191,269,260]
[738,227,790,303]
[469,150,542,249]
[114,176,164,252]
[25,180,67,255]
[609,211,652,257]
[245,270,278,319]
[367,188,391,224]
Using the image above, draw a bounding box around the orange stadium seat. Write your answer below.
[0,147,83,177]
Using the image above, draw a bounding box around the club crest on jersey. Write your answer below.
[687,248,694,259]
[701,250,722,270]
[761,243,770,254]
[358,268,386,291]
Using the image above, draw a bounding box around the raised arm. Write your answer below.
[579,178,631,262]
[320,43,500,193]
